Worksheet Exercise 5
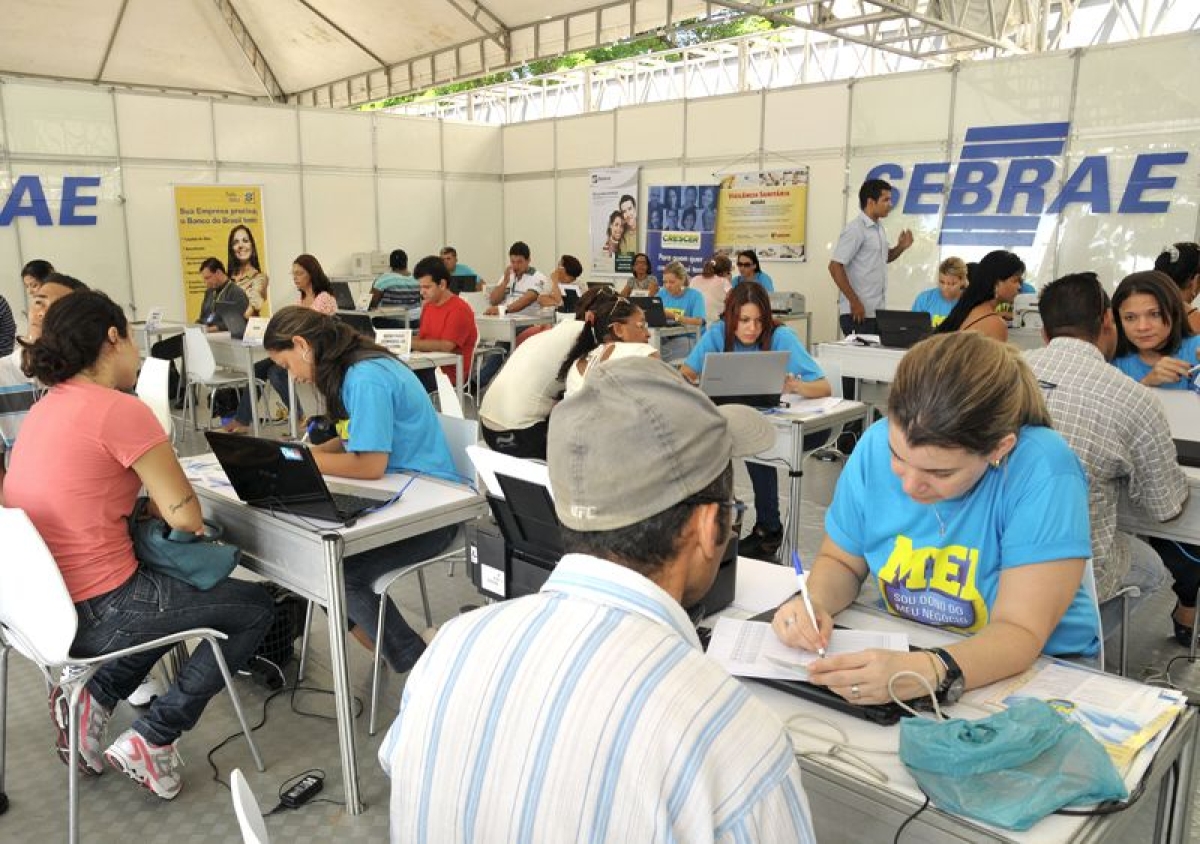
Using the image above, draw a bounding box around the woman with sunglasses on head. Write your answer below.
[559,292,658,397]
[933,250,1025,342]
[619,252,659,298]
[5,290,273,799]
[262,306,457,674]
[1111,270,1200,645]
[733,250,774,292]
[680,281,829,559]
[1153,242,1200,335]
[772,332,1097,703]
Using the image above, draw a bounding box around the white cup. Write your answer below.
[496,304,507,317]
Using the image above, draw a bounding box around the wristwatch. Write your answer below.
[929,647,965,704]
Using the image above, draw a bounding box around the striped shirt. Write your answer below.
[379,553,816,844]
[0,295,15,357]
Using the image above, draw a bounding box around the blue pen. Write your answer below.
[791,550,827,658]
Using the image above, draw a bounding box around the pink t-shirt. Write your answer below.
[5,381,168,602]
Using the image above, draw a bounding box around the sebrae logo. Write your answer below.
[865,122,1188,247]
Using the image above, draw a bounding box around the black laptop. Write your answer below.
[213,301,249,340]
[558,287,581,314]
[640,296,679,328]
[876,309,932,349]
[1176,439,1200,469]
[330,281,358,310]
[448,275,479,294]
[205,431,393,524]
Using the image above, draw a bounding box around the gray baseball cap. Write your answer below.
[548,355,776,531]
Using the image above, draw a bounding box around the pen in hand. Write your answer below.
[791,550,827,658]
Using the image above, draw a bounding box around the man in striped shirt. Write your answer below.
[380,356,817,843]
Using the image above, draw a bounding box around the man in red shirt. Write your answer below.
[411,255,478,393]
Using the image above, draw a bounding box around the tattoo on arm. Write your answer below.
[168,493,196,514]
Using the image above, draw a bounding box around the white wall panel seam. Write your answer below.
[0,81,26,281]
[108,88,136,315]
[1051,49,1086,282]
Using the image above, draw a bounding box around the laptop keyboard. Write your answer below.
[331,491,386,515]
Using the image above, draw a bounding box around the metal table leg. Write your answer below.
[323,535,363,814]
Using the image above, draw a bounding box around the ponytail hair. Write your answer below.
[20,290,127,386]
[1153,242,1200,290]
[556,291,640,381]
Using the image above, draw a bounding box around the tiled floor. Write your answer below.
[3,421,1199,842]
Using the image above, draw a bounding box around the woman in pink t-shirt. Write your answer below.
[5,290,272,800]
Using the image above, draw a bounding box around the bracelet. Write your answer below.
[923,650,944,687]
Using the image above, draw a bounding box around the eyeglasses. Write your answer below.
[736,262,753,268]
[683,496,747,522]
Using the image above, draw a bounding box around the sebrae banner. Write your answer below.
[715,169,809,262]
[174,186,271,322]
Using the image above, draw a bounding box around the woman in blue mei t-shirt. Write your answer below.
[263,306,458,675]
[771,332,1098,704]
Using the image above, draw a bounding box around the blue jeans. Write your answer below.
[746,462,781,532]
[74,568,274,746]
[341,525,457,673]
[234,358,297,424]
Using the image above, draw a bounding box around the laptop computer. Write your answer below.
[448,275,479,294]
[698,351,788,408]
[213,301,249,340]
[204,431,393,524]
[1176,438,1200,469]
[330,281,358,310]
[639,296,679,328]
[558,287,581,314]
[461,291,489,315]
[876,309,932,349]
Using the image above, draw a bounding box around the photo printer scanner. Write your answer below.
[769,291,806,314]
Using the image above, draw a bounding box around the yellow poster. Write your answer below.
[174,186,270,322]
[714,169,809,262]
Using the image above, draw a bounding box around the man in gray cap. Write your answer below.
[379,356,816,843]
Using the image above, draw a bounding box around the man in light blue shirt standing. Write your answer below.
[829,178,913,337]
[380,357,817,844]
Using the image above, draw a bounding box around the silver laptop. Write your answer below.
[461,291,489,314]
[698,351,789,408]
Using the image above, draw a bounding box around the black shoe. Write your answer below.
[1172,606,1195,647]
[739,525,783,561]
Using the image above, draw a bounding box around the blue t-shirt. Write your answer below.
[731,271,775,293]
[658,287,707,324]
[341,357,457,481]
[373,272,418,291]
[826,421,1098,657]
[684,322,823,381]
[1019,282,1036,295]
[1112,335,1200,390]
[911,288,957,327]
[451,263,478,278]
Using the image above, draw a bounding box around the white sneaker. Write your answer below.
[104,728,184,800]
[127,674,166,707]
[49,685,110,775]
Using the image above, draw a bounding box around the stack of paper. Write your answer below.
[706,617,908,682]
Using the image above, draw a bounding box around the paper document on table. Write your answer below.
[181,455,234,491]
[732,556,800,613]
[779,395,844,416]
[963,662,1185,773]
[706,617,908,681]
[838,333,880,346]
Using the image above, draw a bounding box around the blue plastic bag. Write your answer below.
[899,698,1127,831]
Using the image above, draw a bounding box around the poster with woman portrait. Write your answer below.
[589,166,639,276]
[174,185,271,322]
[645,183,717,278]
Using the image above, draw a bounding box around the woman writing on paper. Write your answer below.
[680,282,829,560]
[772,332,1097,703]
[5,289,272,799]
[263,306,457,674]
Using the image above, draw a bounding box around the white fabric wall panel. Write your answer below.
[299,110,373,168]
[442,121,502,174]
[555,175,590,269]
[377,176,444,258]
[213,102,299,165]
[1074,36,1200,133]
[123,165,216,323]
[556,113,614,171]
[503,122,555,175]
[444,178,503,284]
[687,93,761,159]
[0,228,22,329]
[852,71,952,149]
[952,54,1074,139]
[764,83,850,153]
[301,173,376,276]
[617,102,685,163]
[115,94,214,161]
[376,114,442,172]
[502,178,555,270]
[3,82,118,157]
[218,169,305,312]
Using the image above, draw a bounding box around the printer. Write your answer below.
[769,291,806,315]
[1012,292,1042,330]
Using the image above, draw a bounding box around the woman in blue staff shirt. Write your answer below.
[911,257,967,327]
[681,281,829,559]
[733,249,775,292]
[1112,270,1200,390]
[263,306,457,674]
[772,332,1097,703]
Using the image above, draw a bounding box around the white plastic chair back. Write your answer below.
[183,326,219,382]
[1080,559,1105,669]
[0,508,79,668]
[230,769,270,844]
[820,358,843,398]
[135,356,174,436]
[434,367,464,419]
[437,414,479,486]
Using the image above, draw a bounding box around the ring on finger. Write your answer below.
[850,684,861,700]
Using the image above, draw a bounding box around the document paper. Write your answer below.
[707,617,908,681]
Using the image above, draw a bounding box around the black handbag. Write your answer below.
[127,496,240,590]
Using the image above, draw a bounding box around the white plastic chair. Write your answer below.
[181,327,258,429]
[0,508,265,844]
[135,356,175,439]
[231,768,270,844]
[434,366,464,419]
[1079,559,1107,672]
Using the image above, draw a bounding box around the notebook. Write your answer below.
[876,309,932,350]
[213,301,249,340]
[330,281,358,310]
[204,431,393,524]
[698,351,788,408]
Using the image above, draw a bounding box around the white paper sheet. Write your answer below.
[706,617,909,681]
[732,556,799,613]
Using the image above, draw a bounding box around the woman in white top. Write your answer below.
[559,291,658,396]
[690,254,733,325]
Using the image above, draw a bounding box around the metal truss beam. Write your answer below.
[212,0,285,101]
